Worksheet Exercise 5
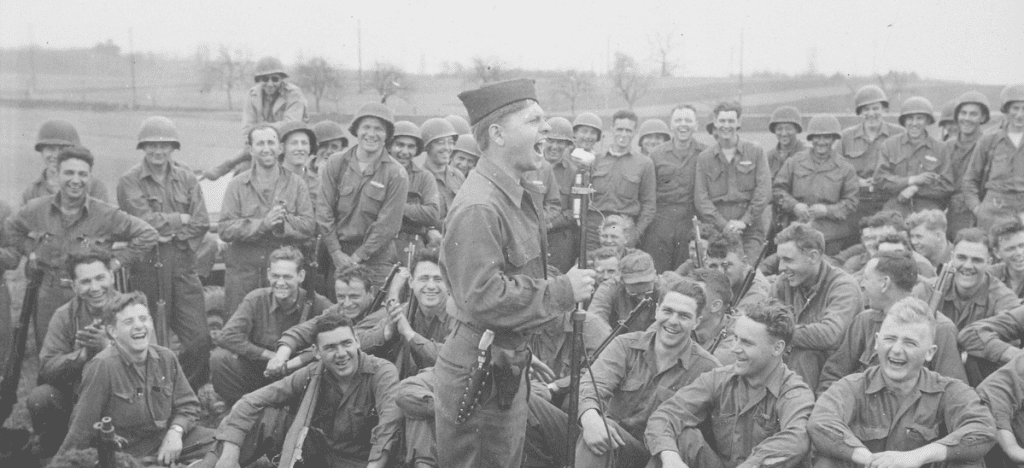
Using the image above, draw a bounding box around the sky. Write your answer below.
[1,0,1022,84]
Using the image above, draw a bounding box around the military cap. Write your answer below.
[458,79,538,126]
[620,252,657,285]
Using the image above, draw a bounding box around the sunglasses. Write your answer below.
[256,75,282,83]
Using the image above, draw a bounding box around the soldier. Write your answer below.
[203,56,309,181]
[637,118,670,156]
[117,116,212,389]
[573,112,603,153]
[5,146,158,351]
[420,117,465,239]
[389,121,440,256]
[317,103,408,290]
[771,223,863,390]
[197,314,401,468]
[436,79,595,468]
[219,123,316,315]
[942,91,991,237]
[23,120,109,204]
[906,209,953,270]
[590,246,621,292]
[645,302,815,468]
[977,354,1024,468]
[837,210,935,278]
[58,292,216,464]
[818,253,966,396]
[542,117,580,273]
[988,219,1024,298]
[311,119,349,173]
[695,101,772,263]
[929,228,1020,331]
[589,250,664,333]
[599,214,639,257]
[689,268,739,365]
[773,114,860,255]
[0,202,17,371]
[875,96,952,217]
[767,106,808,178]
[445,114,472,135]
[644,104,708,273]
[576,275,720,468]
[702,234,771,312]
[210,246,332,406]
[809,299,996,468]
[277,121,320,208]
[938,100,959,142]
[585,109,656,251]
[963,84,1024,231]
[450,133,481,178]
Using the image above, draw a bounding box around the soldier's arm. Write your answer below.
[816,313,867,396]
[168,352,201,434]
[977,355,1024,455]
[745,384,815,468]
[742,148,772,227]
[644,370,718,457]
[316,156,343,253]
[586,281,617,327]
[807,377,868,462]
[58,358,112,455]
[917,150,955,198]
[180,173,211,245]
[403,173,441,228]
[959,305,1024,364]
[936,379,997,462]
[217,182,268,242]
[108,209,159,266]
[789,278,862,350]
[540,168,563,228]
[578,336,629,420]
[38,308,88,384]
[825,166,860,220]
[354,172,409,262]
[116,174,183,235]
[217,294,270,361]
[693,155,728,229]
[277,178,316,241]
[992,281,1023,314]
[394,370,436,419]
[772,158,800,214]
[636,159,657,234]
[282,86,308,123]
[3,204,35,257]
[932,320,968,384]
[276,314,321,356]
[368,360,401,465]
[216,364,311,446]
[0,203,21,270]
[873,141,908,195]
[960,136,990,211]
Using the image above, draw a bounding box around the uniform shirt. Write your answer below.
[4,194,159,279]
[649,138,707,208]
[287,164,321,213]
[836,121,905,199]
[976,353,1024,443]
[767,140,808,179]
[117,160,210,251]
[693,314,738,366]
[962,129,1024,210]
[0,202,21,272]
[59,345,200,455]
[241,82,307,135]
[317,146,408,258]
[440,156,575,333]
[215,355,400,463]
[933,271,1021,331]
[579,330,721,440]
[590,150,657,233]
[216,287,333,361]
[694,141,772,229]
[646,361,814,468]
[547,155,578,231]
[817,308,967,396]
[423,159,465,224]
[959,303,1024,365]
[941,130,984,212]
[219,165,316,245]
[401,162,441,234]
[359,296,457,370]
[22,171,109,205]
[38,293,120,386]
[525,160,564,231]
[588,278,662,333]
[809,366,996,463]
[773,150,859,240]
[875,133,952,201]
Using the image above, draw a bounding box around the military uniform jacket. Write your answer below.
[773,149,859,240]
[525,160,565,231]
[22,171,109,205]
[401,161,441,234]
[590,150,657,233]
[423,159,465,225]
[977,353,1024,444]
[219,165,316,246]
[242,82,307,135]
[962,129,1024,210]
[117,160,210,252]
[38,293,121,386]
[959,303,1024,365]
[216,287,333,361]
[941,131,984,213]
[650,138,707,208]
[836,121,905,201]
[875,132,953,203]
[547,155,578,231]
[933,271,1021,331]
[768,140,808,179]
[694,140,772,229]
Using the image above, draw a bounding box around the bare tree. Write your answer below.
[876,70,920,106]
[295,56,342,112]
[649,31,679,78]
[469,56,508,84]
[202,45,251,111]
[371,62,413,104]
[554,70,595,114]
[610,52,654,109]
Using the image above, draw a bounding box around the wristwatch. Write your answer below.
[170,424,184,434]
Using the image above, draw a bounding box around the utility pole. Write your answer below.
[129,27,138,110]
[357,19,363,93]
[27,25,36,97]
[738,28,744,107]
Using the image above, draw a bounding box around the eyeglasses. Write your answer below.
[257,75,282,83]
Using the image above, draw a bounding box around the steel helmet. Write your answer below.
[706,111,717,135]
[420,118,459,148]
[453,134,482,159]
[276,121,317,150]
[136,116,180,150]
[444,114,472,135]
[35,120,81,151]
[637,119,671,142]
[954,91,991,125]
[804,115,842,140]
[768,106,803,133]
[546,117,574,142]
[937,100,956,127]
[253,56,287,79]
[392,121,424,154]
[312,120,348,146]
[349,103,396,140]
[898,97,936,126]
[854,85,889,114]
[572,113,603,139]
[999,84,1024,114]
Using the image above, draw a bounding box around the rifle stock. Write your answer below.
[929,263,954,312]
[355,264,400,323]
[278,366,323,468]
[0,269,44,424]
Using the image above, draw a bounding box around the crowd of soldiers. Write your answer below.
[3,53,1024,468]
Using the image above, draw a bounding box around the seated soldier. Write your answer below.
[818,253,966,396]
[988,219,1024,299]
[196,314,400,468]
[210,246,333,406]
[772,223,863,390]
[576,276,720,468]
[906,209,954,271]
[689,268,739,365]
[695,233,771,313]
[835,210,936,278]
[589,250,663,333]
[58,292,215,464]
[958,300,1024,383]
[589,246,622,293]
[599,214,639,258]
[28,249,121,458]
[977,354,1024,468]
[930,228,1021,330]
[809,298,996,468]
[646,302,815,468]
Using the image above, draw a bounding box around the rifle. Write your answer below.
[929,262,955,313]
[354,264,400,323]
[153,244,170,347]
[693,216,706,269]
[709,232,774,355]
[278,365,323,468]
[566,159,595,467]
[395,244,419,379]
[93,417,126,468]
[300,235,322,323]
[0,269,44,425]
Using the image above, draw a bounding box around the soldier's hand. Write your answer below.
[580,409,624,456]
[214,442,243,468]
[332,251,355,270]
[156,428,183,465]
[529,355,556,384]
[389,268,411,301]
[868,450,927,468]
[808,204,828,218]
[793,203,810,219]
[426,229,443,246]
[725,220,746,235]
[658,451,690,468]
[76,325,109,353]
[859,177,873,188]
[898,185,918,202]
[566,267,597,302]
[180,214,192,225]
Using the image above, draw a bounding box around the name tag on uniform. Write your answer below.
[370,181,385,189]
[924,155,937,163]
[739,160,753,167]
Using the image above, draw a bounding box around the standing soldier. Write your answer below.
[938,100,959,142]
[317,103,408,289]
[695,101,772,262]
[277,121,320,209]
[573,112,603,153]
[311,119,348,173]
[117,116,212,389]
[644,104,707,272]
[23,120,109,204]
[5,146,158,351]
[437,79,595,468]
[203,56,309,180]
[445,114,472,136]
[637,119,671,156]
[963,84,1024,231]
[837,85,906,230]
[450,134,481,178]
[219,123,316,316]
[875,96,952,217]
[420,117,464,246]
[942,91,991,237]
[773,115,860,255]
[542,117,580,273]
[587,109,657,251]
[0,202,16,370]
[389,121,440,256]
[767,106,808,178]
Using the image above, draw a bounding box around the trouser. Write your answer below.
[26,384,73,457]
[643,205,693,273]
[224,242,282,318]
[976,191,1024,233]
[33,273,75,355]
[712,201,769,265]
[785,348,827,396]
[435,322,530,468]
[124,425,216,462]
[584,210,635,253]
[209,348,273,406]
[947,194,976,241]
[547,226,579,274]
[0,278,10,372]
[573,418,649,468]
[134,242,211,390]
[339,239,397,292]
[882,196,946,219]
[645,425,728,468]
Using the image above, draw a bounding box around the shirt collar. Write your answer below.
[761,359,788,398]
[270,290,303,315]
[865,366,943,394]
[631,328,695,370]
[50,191,93,214]
[475,156,527,209]
[944,271,993,306]
[141,161,174,181]
[239,163,290,185]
